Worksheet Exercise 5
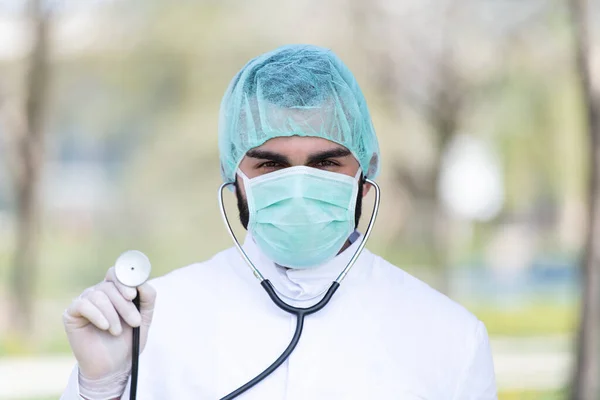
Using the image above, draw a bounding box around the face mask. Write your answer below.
[237,166,361,269]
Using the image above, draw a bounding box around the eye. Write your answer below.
[258,161,283,169]
[315,160,338,167]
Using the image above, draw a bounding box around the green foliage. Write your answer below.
[499,389,567,400]
[471,302,578,336]
[0,329,70,356]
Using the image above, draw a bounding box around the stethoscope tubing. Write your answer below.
[219,280,340,400]
[217,178,381,286]
[130,294,141,400]
[217,177,380,400]
[128,177,380,400]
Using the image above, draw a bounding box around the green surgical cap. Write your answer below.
[218,44,381,183]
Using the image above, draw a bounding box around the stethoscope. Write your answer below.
[114,176,381,400]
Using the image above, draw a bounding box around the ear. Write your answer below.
[362,180,371,197]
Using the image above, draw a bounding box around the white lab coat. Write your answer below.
[61,233,497,399]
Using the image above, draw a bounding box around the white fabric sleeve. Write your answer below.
[452,321,498,400]
[60,365,131,400]
[60,365,83,400]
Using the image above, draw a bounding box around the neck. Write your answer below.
[281,236,354,271]
[338,238,352,255]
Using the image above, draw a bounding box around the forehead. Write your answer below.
[249,136,349,154]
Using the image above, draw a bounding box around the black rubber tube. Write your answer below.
[219,280,339,400]
[128,280,339,400]
[220,312,305,400]
[130,293,141,400]
[260,280,340,316]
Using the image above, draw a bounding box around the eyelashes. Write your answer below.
[256,160,339,169]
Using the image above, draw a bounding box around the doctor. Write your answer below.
[61,44,497,399]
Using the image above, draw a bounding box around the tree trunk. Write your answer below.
[429,62,461,295]
[9,0,49,335]
[570,0,600,398]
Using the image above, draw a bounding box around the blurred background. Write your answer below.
[0,0,599,399]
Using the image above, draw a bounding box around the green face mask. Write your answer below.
[238,166,361,269]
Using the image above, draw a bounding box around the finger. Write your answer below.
[105,266,137,300]
[79,287,94,299]
[88,290,123,336]
[65,298,110,331]
[97,281,141,328]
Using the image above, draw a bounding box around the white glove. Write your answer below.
[63,266,156,399]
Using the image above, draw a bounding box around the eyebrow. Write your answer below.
[306,148,352,164]
[246,149,291,165]
[245,147,352,165]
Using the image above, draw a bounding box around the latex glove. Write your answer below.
[63,266,156,399]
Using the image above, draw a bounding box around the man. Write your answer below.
[61,45,497,399]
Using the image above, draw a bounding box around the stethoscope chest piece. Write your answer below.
[114,250,151,400]
[115,250,152,288]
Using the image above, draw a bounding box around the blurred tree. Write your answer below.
[569,0,600,398]
[395,43,465,294]
[356,0,573,288]
[0,0,49,335]
[367,1,469,293]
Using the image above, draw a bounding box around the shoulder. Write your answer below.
[141,248,238,362]
[148,247,236,303]
[369,253,482,344]
[143,247,239,342]
[367,254,493,393]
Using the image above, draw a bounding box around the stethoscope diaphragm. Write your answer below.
[115,250,151,288]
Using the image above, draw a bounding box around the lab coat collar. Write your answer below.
[236,231,373,303]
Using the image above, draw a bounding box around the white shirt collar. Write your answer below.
[237,231,372,303]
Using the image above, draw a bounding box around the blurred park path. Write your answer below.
[0,354,73,399]
[0,335,573,399]
[491,335,572,391]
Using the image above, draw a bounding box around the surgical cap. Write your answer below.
[218,44,381,183]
